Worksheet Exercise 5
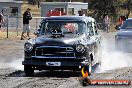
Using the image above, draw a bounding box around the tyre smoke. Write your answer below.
[99,33,132,72]
[0,58,23,70]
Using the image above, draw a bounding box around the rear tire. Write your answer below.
[24,65,34,76]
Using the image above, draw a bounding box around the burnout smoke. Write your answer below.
[0,58,23,70]
[99,33,132,72]
[9,58,24,70]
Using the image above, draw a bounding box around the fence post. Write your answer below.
[16,16,19,36]
[6,15,9,38]
[36,18,38,30]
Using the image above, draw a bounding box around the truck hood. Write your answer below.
[33,35,87,46]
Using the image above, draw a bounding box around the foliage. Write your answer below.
[88,0,132,22]
[23,0,132,21]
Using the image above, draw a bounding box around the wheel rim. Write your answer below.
[89,55,92,75]
[89,65,92,74]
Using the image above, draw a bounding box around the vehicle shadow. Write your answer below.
[7,64,100,78]
[7,70,81,78]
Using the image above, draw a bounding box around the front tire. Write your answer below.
[79,49,93,77]
[84,52,92,76]
[83,64,92,76]
[24,65,34,76]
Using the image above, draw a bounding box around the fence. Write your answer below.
[97,21,116,32]
[0,16,116,39]
[0,16,45,39]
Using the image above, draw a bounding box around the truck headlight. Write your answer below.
[76,44,85,53]
[24,43,33,52]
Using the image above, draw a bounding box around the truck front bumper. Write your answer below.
[22,59,88,71]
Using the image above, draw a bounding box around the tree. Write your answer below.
[28,0,36,5]
[126,0,132,18]
[87,0,114,21]
[87,0,132,22]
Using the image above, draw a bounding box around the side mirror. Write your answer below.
[33,31,40,36]
[34,28,41,36]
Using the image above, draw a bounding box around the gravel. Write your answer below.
[0,32,132,88]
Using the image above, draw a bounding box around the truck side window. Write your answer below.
[87,22,94,36]
[94,22,98,35]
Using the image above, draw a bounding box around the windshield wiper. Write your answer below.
[63,32,80,35]
[63,32,74,34]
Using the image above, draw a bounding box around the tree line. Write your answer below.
[88,0,132,22]
[24,0,132,21]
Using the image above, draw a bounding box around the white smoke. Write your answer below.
[99,32,132,72]
[0,58,23,70]
[9,58,24,70]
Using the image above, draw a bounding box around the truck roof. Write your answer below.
[42,16,95,22]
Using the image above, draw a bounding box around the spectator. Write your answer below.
[104,14,110,32]
[116,16,126,30]
[78,10,85,16]
[21,8,32,40]
[0,13,4,31]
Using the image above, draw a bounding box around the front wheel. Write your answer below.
[85,50,93,76]
[82,57,92,76]
[24,65,34,76]
[83,64,92,76]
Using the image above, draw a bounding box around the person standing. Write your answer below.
[116,16,126,30]
[21,8,32,40]
[78,10,85,16]
[0,13,4,31]
[104,14,110,33]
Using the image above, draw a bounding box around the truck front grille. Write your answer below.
[34,46,76,58]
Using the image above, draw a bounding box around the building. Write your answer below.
[0,0,23,17]
[41,2,88,17]
[44,0,88,2]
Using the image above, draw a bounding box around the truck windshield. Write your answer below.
[40,21,86,35]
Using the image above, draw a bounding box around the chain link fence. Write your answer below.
[0,16,45,39]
